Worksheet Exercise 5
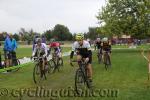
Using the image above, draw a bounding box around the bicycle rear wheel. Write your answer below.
[75,69,86,95]
[33,63,41,84]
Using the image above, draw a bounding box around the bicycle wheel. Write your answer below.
[75,68,86,95]
[33,63,41,84]
[48,59,56,73]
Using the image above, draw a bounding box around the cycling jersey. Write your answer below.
[50,42,60,48]
[102,42,111,52]
[32,43,48,57]
[70,40,92,63]
[96,41,102,49]
[49,42,61,54]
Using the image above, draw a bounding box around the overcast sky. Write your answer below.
[0,0,105,34]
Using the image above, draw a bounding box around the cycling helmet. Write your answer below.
[102,37,108,42]
[36,38,42,43]
[97,38,101,41]
[75,33,84,41]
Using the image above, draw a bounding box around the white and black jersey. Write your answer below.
[70,40,92,63]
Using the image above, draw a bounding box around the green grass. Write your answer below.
[0,49,150,100]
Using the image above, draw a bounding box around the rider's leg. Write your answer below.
[42,59,45,71]
[58,52,62,59]
[102,50,104,62]
[87,64,92,80]
[77,55,82,62]
[86,56,93,82]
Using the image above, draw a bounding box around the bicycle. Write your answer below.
[32,57,50,84]
[103,51,111,70]
[70,59,92,95]
[97,49,102,64]
[49,52,63,73]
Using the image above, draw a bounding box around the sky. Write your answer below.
[0,0,105,34]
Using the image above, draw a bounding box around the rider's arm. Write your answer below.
[32,46,37,57]
[70,43,76,59]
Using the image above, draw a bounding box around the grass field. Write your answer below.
[0,49,150,100]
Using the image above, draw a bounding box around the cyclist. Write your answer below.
[32,38,48,76]
[4,33,13,67]
[32,35,39,51]
[96,38,102,56]
[70,33,93,84]
[49,41,62,60]
[101,37,111,63]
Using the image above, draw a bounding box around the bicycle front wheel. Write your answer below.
[33,63,41,84]
[75,69,86,95]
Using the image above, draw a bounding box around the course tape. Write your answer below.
[0,62,33,73]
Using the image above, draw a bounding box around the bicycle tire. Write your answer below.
[75,68,85,95]
[33,63,41,84]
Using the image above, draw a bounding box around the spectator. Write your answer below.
[42,35,46,44]
[10,34,18,65]
[32,35,39,51]
[4,34,13,67]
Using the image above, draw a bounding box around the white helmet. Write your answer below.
[97,38,101,41]
[102,37,108,42]
[87,38,90,42]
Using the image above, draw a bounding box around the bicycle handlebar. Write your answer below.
[31,56,45,62]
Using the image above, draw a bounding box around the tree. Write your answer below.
[86,27,99,39]
[13,33,20,41]
[97,0,150,39]
[52,24,72,41]
[43,30,52,41]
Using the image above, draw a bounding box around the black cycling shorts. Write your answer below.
[77,53,92,64]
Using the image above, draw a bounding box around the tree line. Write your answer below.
[0,24,100,42]
[97,0,150,39]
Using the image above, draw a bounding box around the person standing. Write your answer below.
[4,34,13,67]
[10,34,18,65]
